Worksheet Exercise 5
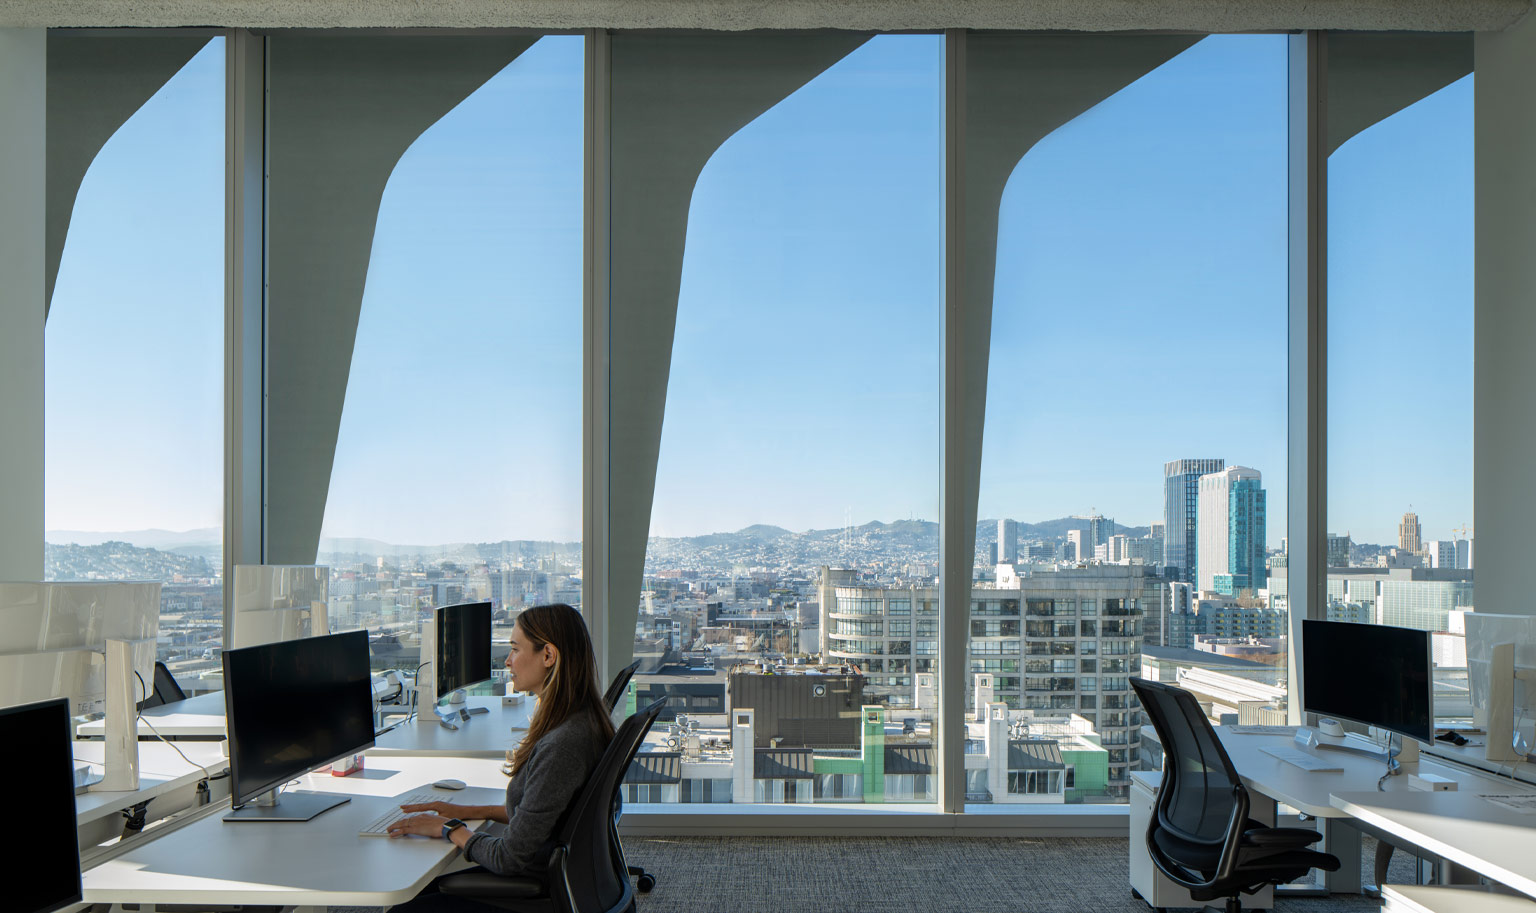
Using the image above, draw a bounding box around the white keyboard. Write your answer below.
[1260,746,1343,772]
[358,793,447,837]
[1230,725,1299,736]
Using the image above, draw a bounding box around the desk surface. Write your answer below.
[1214,728,1488,818]
[76,691,228,738]
[72,740,228,827]
[82,755,511,907]
[371,695,532,758]
[1333,788,1536,899]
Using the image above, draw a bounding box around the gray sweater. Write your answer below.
[461,714,609,877]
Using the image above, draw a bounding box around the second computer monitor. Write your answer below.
[222,629,375,821]
[2,698,82,913]
[435,601,492,698]
[1301,619,1434,743]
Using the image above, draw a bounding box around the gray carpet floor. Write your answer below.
[620,835,1415,913]
[343,834,1419,912]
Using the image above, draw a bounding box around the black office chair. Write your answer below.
[1131,677,1340,913]
[603,660,641,717]
[602,660,655,894]
[137,661,187,711]
[437,697,666,913]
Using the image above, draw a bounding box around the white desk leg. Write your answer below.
[1322,816,1363,894]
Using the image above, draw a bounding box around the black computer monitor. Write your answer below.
[435,601,493,699]
[2,698,82,913]
[222,629,376,822]
[1302,619,1434,743]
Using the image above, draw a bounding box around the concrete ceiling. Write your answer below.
[0,0,1527,32]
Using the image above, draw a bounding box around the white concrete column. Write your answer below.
[1475,19,1536,616]
[0,29,46,582]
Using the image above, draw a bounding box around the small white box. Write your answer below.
[1408,773,1457,792]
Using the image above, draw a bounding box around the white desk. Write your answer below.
[1383,885,1536,913]
[1333,787,1536,898]
[1212,727,1504,894]
[73,740,230,858]
[73,740,227,828]
[82,755,511,910]
[76,691,228,739]
[371,695,533,758]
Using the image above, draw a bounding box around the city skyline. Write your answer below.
[45,35,1472,550]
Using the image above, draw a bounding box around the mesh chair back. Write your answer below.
[139,661,188,710]
[551,697,665,913]
[1131,677,1244,846]
[603,660,642,714]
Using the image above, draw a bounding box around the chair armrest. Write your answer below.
[437,872,547,899]
[1243,826,1324,848]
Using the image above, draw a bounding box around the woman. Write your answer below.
[386,603,615,911]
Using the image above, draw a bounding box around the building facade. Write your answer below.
[1196,465,1266,596]
[1163,458,1225,584]
[821,565,1156,796]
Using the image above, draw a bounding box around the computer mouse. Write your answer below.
[433,778,467,790]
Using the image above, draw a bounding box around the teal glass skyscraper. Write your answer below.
[1197,466,1266,596]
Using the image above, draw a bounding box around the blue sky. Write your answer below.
[46,34,1473,548]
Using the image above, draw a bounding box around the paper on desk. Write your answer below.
[1478,794,1536,813]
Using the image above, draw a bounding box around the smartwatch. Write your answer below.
[442,818,467,840]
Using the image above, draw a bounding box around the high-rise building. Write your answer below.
[1164,459,1225,584]
[1327,533,1352,568]
[1087,514,1112,552]
[1066,529,1085,563]
[1426,540,1457,569]
[1399,511,1423,554]
[1456,538,1474,570]
[1196,466,1266,596]
[823,564,1157,797]
[998,519,1018,564]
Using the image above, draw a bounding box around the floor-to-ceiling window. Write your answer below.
[1324,33,1474,730]
[289,36,586,676]
[617,32,943,806]
[44,35,227,695]
[970,34,1289,803]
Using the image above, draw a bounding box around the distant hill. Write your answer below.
[977,517,1150,541]
[45,540,218,582]
[48,515,1164,578]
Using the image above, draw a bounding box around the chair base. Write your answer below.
[629,864,656,893]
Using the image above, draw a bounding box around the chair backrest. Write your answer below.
[603,660,642,715]
[548,697,665,913]
[1131,677,1246,849]
[138,661,187,710]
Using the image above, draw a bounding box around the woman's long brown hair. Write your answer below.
[507,603,615,776]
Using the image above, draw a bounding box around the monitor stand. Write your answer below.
[74,762,104,791]
[224,790,350,822]
[1317,731,1407,782]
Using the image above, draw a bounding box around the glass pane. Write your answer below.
[1325,35,1473,732]
[633,34,942,806]
[45,38,227,696]
[310,37,584,674]
[973,35,1289,804]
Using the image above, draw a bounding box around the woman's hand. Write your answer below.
[386,813,450,839]
[400,800,468,817]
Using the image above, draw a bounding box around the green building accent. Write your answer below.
[861,705,885,803]
[1060,746,1109,803]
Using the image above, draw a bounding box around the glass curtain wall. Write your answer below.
[612,32,943,806]
[969,34,1290,804]
[1323,33,1474,728]
[265,34,583,677]
[44,35,227,694]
